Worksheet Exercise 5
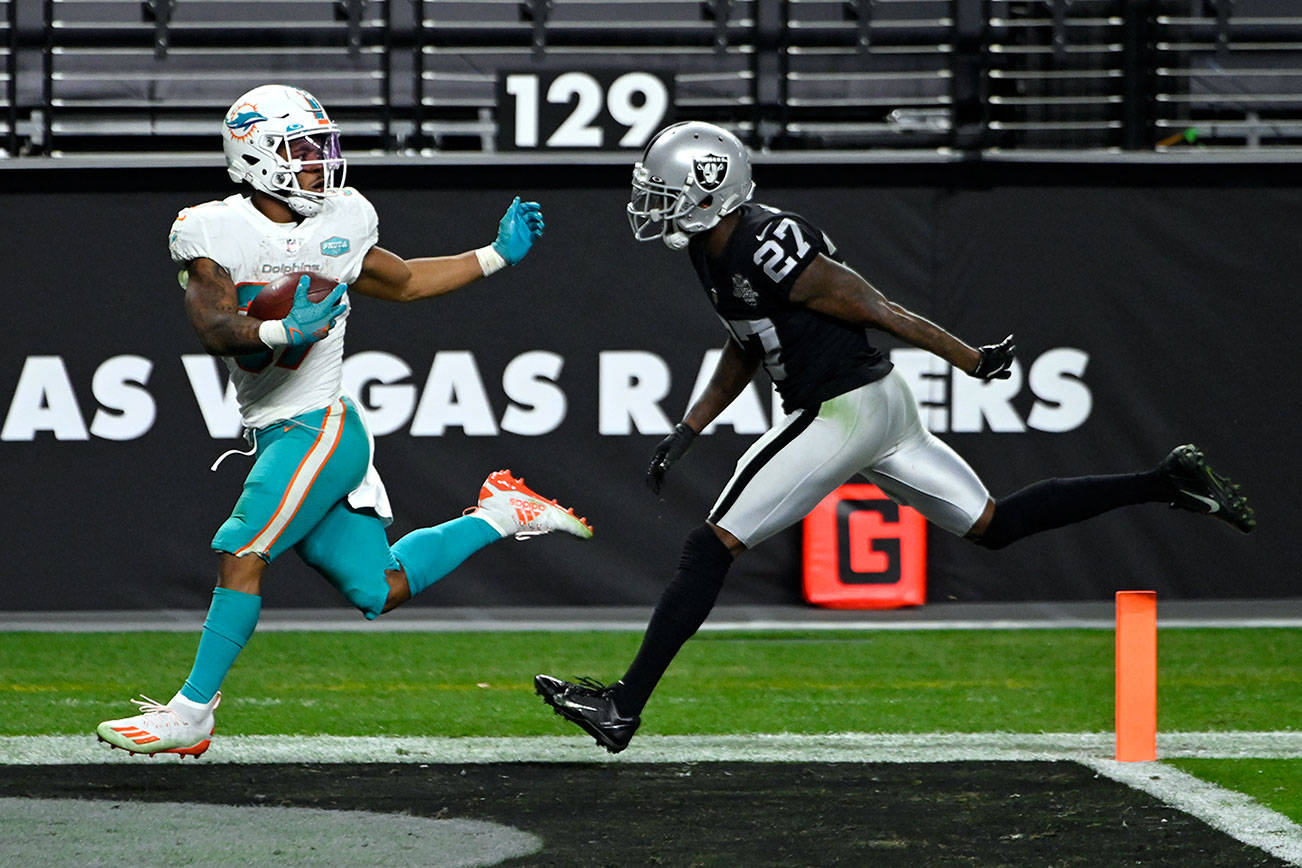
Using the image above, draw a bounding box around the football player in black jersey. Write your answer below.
[536,121,1255,754]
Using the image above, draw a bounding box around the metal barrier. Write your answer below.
[3,0,1302,158]
[2,0,14,155]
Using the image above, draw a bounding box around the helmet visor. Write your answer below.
[285,130,346,195]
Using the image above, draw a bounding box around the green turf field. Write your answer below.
[3,627,1299,822]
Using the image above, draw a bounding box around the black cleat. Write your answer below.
[1160,444,1256,533]
[534,674,640,754]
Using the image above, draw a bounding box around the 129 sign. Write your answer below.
[496,70,674,150]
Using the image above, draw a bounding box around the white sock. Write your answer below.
[469,508,510,539]
[168,691,215,724]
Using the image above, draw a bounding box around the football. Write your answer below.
[247,271,338,321]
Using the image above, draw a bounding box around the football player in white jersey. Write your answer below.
[535,121,1256,754]
[97,85,594,757]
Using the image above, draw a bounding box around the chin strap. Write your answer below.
[663,229,691,250]
[285,193,323,217]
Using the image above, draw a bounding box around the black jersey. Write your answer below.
[688,203,893,414]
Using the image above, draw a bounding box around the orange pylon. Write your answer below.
[1115,590,1157,761]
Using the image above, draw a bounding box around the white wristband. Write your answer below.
[258,319,289,348]
[475,244,508,276]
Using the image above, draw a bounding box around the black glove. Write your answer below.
[646,422,698,495]
[971,334,1016,380]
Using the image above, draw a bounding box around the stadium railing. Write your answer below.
[411,0,756,151]
[2,0,1301,160]
[2,0,14,155]
[33,0,394,155]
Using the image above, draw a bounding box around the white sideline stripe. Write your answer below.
[5,618,1300,633]
[6,731,1301,765]
[1083,759,1302,866]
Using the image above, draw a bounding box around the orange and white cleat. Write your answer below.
[468,469,594,541]
[95,692,220,758]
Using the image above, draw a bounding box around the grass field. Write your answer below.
[2,625,1300,831]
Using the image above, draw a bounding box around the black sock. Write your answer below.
[613,525,733,717]
[977,470,1171,550]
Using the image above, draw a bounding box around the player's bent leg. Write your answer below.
[214,398,370,565]
[299,468,593,619]
[96,691,221,758]
[382,569,412,613]
[296,501,401,620]
[864,430,991,538]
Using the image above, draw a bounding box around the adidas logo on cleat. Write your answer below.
[511,497,547,526]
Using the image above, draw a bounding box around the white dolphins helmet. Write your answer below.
[627,121,755,250]
[222,85,346,217]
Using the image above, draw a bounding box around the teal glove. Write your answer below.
[491,196,546,265]
[261,275,349,348]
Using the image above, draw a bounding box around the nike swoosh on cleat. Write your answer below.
[1183,491,1221,513]
[559,700,601,712]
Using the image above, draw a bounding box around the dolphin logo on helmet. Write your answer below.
[224,106,268,141]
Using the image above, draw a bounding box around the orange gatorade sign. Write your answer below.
[802,484,927,609]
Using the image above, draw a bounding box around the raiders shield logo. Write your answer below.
[693,154,729,192]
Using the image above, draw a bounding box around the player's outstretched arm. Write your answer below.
[349,197,546,302]
[790,254,1004,377]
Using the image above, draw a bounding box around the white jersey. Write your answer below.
[168,189,379,429]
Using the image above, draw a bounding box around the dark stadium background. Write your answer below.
[0,0,1297,611]
[0,160,1293,611]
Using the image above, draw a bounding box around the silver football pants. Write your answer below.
[710,369,990,547]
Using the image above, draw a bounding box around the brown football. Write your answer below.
[247,271,338,320]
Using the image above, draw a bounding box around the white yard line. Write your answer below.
[1083,759,1302,866]
[4,730,1300,765]
[4,608,1300,633]
[4,618,1300,632]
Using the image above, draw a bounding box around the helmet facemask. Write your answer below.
[245,128,345,217]
[627,164,700,250]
